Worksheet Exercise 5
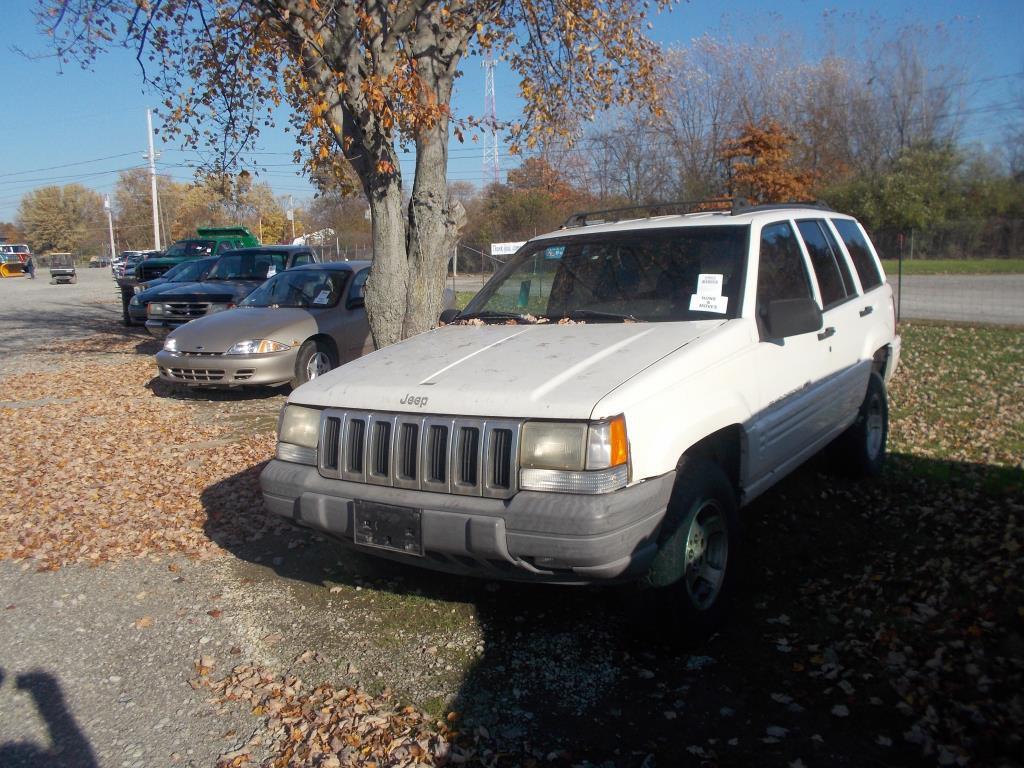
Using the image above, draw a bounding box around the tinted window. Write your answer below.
[210,250,288,280]
[797,219,850,308]
[756,222,813,319]
[832,219,882,291]
[164,240,215,257]
[349,268,369,303]
[292,251,315,267]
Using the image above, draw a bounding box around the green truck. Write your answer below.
[118,226,261,325]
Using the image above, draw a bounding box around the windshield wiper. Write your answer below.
[561,309,640,323]
[457,310,537,323]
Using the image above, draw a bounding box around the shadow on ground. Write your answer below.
[201,453,1024,767]
[148,376,287,402]
[0,668,98,768]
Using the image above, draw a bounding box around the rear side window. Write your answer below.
[349,268,369,303]
[832,219,882,291]
[292,251,314,267]
[756,222,813,319]
[797,219,852,308]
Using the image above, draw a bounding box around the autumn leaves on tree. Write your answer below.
[39,0,672,347]
[720,120,814,206]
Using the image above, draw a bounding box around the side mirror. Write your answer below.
[347,295,365,310]
[439,308,461,324]
[764,298,823,339]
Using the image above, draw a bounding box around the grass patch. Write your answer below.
[888,322,1024,472]
[455,291,476,310]
[879,257,1024,275]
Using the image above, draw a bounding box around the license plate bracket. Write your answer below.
[353,500,423,556]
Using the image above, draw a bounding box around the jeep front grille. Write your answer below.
[318,410,520,498]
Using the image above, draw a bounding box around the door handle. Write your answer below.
[859,306,874,317]
[817,326,836,341]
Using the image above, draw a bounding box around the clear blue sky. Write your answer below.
[1,0,1021,222]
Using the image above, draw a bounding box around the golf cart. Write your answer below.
[49,253,77,284]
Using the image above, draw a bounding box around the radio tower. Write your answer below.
[482,51,500,185]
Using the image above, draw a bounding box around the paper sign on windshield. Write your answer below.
[689,294,729,313]
[313,290,331,305]
[697,273,723,297]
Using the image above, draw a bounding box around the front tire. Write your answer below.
[833,372,888,477]
[642,457,740,637]
[291,338,337,388]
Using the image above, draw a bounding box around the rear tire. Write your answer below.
[833,372,888,477]
[291,338,337,388]
[640,457,740,638]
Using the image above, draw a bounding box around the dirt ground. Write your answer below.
[0,272,1021,767]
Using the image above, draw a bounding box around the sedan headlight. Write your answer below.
[519,415,629,494]
[163,337,178,353]
[276,405,321,465]
[226,339,291,355]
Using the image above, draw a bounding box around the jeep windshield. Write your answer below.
[461,226,749,323]
[240,270,346,309]
[207,250,287,281]
[163,240,215,257]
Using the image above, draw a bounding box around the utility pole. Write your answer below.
[145,109,162,250]
[103,195,116,259]
[287,196,296,241]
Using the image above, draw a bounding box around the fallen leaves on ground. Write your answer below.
[0,335,287,569]
[193,662,457,767]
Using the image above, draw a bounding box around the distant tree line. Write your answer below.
[7,23,1021,262]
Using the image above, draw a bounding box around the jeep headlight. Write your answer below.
[227,339,290,355]
[276,405,320,465]
[148,302,165,316]
[519,415,629,494]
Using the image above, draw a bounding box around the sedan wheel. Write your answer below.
[292,339,337,389]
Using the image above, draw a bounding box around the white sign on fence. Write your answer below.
[490,241,526,257]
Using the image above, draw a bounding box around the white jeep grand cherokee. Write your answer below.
[261,201,901,627]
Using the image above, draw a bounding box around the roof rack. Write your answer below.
[729,199,833,216]
[561,198,733,228]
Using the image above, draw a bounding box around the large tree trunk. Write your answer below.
[404,113,464,339]
[363,177,409,349]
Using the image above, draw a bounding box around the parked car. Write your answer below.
[155,261,373,388]
[115,250,162,324]
[145,245,318,337]
[89,255,111,268]
[260,201,901,632]
[127,256,220,326]
[134,226,260,284]
[48,253,77,284]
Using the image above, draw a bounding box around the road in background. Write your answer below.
[891,274,1024,326]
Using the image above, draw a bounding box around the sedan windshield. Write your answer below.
[208,250,288,281]
[462,226,749,323]
[241,270,347,308]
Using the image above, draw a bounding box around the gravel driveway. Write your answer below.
[1,275,1021,767]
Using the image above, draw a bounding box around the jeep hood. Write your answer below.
[291,321,725,419]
